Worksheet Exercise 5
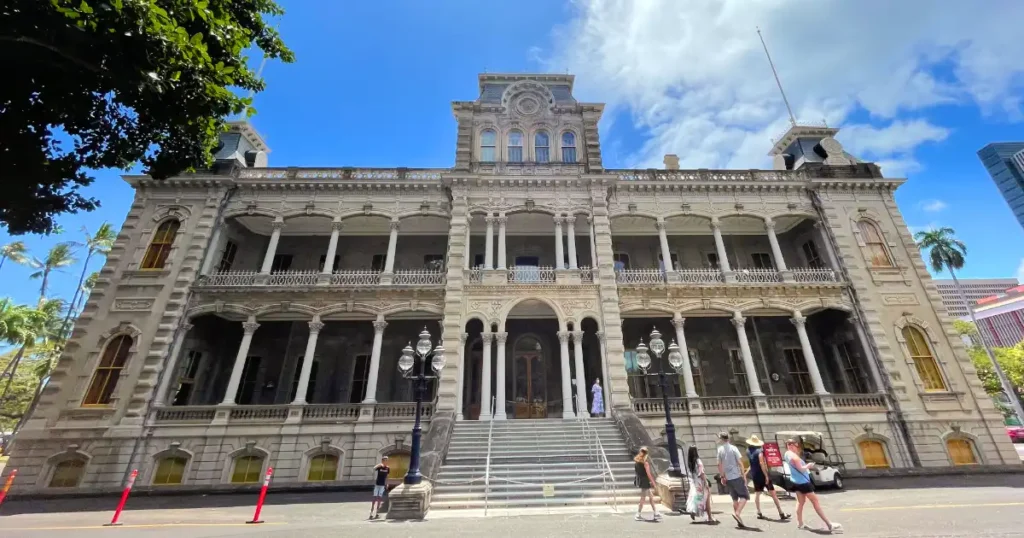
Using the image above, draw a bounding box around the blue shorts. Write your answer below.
[373,485,387,498]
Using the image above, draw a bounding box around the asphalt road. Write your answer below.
[1,474,1022,537]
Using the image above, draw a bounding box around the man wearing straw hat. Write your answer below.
[746,434,790,521]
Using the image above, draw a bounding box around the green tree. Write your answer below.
[0,299,65,406]
[0,241,30,273]
[58,223,117,340]
[28,242,78,301]
[0,350,39,433]
[74,272,100,315]
[1,0,294,235]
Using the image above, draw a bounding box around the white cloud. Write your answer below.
[918,199,949,212]
[541,0,1024,170]
[1017,258,1024,283]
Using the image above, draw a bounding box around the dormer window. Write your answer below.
[535,132,550,163]
[508,130,523,162]
[561,132,577,163]
[481,129,497,162]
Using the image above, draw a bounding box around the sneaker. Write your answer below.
[634,513,644,521]
[653,513,663,521]
[780,513,791,520]
[829,523,844,534]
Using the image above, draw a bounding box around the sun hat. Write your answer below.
[745,434,765,447]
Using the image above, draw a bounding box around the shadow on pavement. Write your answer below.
[842,473,1024,491]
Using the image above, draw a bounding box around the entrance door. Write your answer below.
[512,335,547,418]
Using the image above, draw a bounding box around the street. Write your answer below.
[0,474,1021,537]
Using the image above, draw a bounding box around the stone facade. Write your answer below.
[7,74,1017,494]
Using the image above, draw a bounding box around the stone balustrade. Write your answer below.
[151,402,433,426]
[628,394,890,417]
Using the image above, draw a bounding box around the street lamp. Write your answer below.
[636,327,686,477]
[397,327,446,485]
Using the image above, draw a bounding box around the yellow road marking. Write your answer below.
[841,501,1024,512]
[0,522,288,531]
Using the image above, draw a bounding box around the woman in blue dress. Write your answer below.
[591,378,604,417]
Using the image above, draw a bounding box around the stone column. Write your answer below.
[497,214,508,270]
[199,221,224,275]
[850,314,886,393]
[480,330,493,420]
[463,222,472,270]
[554,216,565,269]
[362,318,387,403]
[484,215,495,270]
[220,318,260,405]
[566,216,578,270]
[710,218,732,273]
[731,314,763,396]
[154,322,193,405]
[764,217,788,271]
[292,319,325,404]
[571,330,588,417]
[672,316,698,398]
[596,330,611,410]
[494,332,508,420]
[588,215,598,269]
[558,331,575,418]
[656,218,673,272]
[456,332,468,420]
[382,219,400,274]
[259,219,285,274]
[322,219,342,274]
[791,312,827,394]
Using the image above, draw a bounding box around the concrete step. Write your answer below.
[438,461,635,476]
[429,493,652,510]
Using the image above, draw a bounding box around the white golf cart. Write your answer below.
[772,431,845,490]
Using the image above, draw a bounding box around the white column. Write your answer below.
[497,215,508,270]
[480,330,493,420]
[764,217,788,271]
[596,330,611,410]
[588,215,598,269]
[672,316,698,398]
[731,314,763,396]
[711,218,731,272]
[456,332,468,420]
[155,322,193,405]
[566,216,578,270]
[292,319,324,404]
[554,216,565,269]
[484,216,495,270]
[220,318,260,405]
[322,220,342,274]
[656,218,673,271]
[792,313,827,394]
[571,330,588,417]
[558,331,575,418]
[362,318,387,403]
[259,219,284,274]
[494,332,508,420]
[464,221,472,270]
[383,219,400,274]
[200,222,224,275]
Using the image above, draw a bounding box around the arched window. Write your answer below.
[82,335,133,406]
[858,440,889,469]
[386,452,411,482]
[561,132,577,163]
[507,130,523,162]
[230,455,264,484]
[535,132,550,163]
[49,459,86,488]
[901,326,947,391]
[857,220,892,267]
[946,438,977,465]
[480,129,497,162]
[142,219,180,270]
[153,456,188,485]
[307,453,339,481]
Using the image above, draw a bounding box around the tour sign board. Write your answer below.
[763,442,784,467]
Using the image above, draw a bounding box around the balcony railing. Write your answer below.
[330,269,381,286]
[677,268,724,284]
[152,402,432,425]
[628,394,890,417]
[229,405,289,422]
[766,395,820,411]
[265,270,320,287]
[579,267,594,284]
[700,396,757,413]
[467,268,483,284]
[832,393,887,410]
[507,266,556,283]
[733,268,783,283]
[195,271,259,287]
[302,403,362,422]
[615,268,666,285]
[393,269,446,286]
[791,267,839,283]
[153,406,218,423]
[237,167,446,181]
[374,401,434,421]
[631,398,688,415]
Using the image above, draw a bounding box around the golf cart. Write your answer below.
[771,431,846,490]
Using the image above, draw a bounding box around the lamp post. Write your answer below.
[636,328,686,478]
[397,327,446,485]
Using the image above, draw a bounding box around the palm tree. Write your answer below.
[28,242,77,302]
[58,224,117,340]
[74,272,99,316]
[915,227,1024,422]
[0,241,29,273]
[0,299,64,404]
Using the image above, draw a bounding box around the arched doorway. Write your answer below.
[502,298,568,419]
[511,334,548,418]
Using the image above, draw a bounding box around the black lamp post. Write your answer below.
[636,328,685,478]
[397,327,446,485]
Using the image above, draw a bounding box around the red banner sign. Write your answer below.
[763,442,784,467]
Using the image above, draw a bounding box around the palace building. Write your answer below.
[9,74,1016,498]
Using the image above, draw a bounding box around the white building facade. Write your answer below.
[8,74,1017,493]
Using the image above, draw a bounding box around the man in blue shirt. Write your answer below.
[717,431,750,528]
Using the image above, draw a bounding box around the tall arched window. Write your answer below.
[858,440,889,469]
[231,455,264,484]
[561,132,577,163]
[535,132,550,163]
[307,453,339,481]
[480,129,497,162]
[49,459,86,487]
[946,438,977,465]
[153,456,188,485]
[386,452,411,482]
[901,326,947,391]
[83,334,133,406]
[142,219,180,269]
[507,130,523,162]
[857,220,892,267]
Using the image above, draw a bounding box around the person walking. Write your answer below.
[591,378,604,417]
[369,455,390,520]
[784,439,842,534]
[747,434,790,521]
[633,447,661,522]
[717,431,750,528]
[685,445,716,523]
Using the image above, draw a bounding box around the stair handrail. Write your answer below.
[595,424,618,512]
[483,395,495,517]
[576,406,618,512]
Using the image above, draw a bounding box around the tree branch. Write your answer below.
[0,35,103,73]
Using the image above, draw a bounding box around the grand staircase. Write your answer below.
[429,418,639,511]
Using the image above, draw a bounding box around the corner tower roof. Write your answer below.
[476,73,577,106]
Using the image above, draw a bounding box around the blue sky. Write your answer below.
[3,0,1023,308]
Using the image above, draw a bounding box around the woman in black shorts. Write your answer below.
[633,447,660,521]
